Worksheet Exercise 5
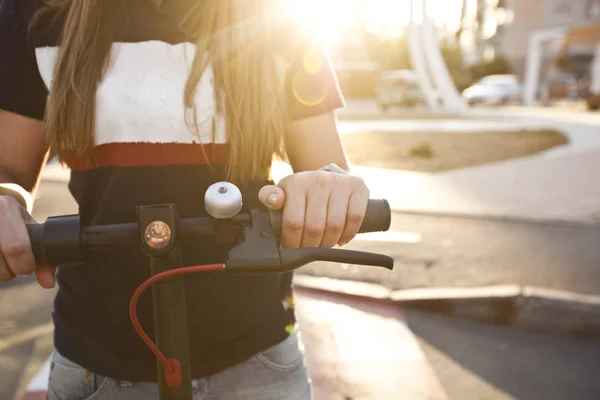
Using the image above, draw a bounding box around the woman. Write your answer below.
[0,0,369,398]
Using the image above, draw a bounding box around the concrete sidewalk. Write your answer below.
[16,287,446,400]
[353,147,600,224]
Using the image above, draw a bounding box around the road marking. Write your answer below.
[295,289,448,399]
[14,332,54,399]
[354,230,422,243]
[0,322,53,352]
[301,298,424,363]
[25,356,52,391]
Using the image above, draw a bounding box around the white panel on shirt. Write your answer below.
[35,41,227,145]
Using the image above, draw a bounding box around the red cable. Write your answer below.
[128,263,225,388]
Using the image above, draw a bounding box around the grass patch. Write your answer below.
[342,129,569,172]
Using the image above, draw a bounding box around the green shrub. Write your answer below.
[409,142,434,158]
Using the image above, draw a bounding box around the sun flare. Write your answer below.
[279,0,463,44]
[279,0,407,44]
[279,0,362,44]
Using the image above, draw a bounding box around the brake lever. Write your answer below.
[278,248,393,272]
[226,207,282,273]
[226,207,394,274]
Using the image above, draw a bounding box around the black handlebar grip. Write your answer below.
[27,223,47,263]
[358,199,391,234]
[269,199,391,240]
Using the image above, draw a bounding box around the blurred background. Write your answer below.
[293,0,600,111]
[4,0,600,399]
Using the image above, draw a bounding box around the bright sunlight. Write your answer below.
[279,0,463,44]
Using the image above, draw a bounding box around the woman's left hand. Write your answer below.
[258,170,369,249]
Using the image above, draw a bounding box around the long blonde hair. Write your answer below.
[36,0,290,183]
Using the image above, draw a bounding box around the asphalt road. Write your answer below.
[299,213,600,296]
[405,308,600,400]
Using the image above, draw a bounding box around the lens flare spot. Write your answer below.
[285,323,297,334]
[292,72,329,107]
[303,46,323,74]
[282,294,295,310]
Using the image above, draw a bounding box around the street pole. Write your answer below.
[420,0,467,112]
[407,0,440,109]
[523,28,566,106]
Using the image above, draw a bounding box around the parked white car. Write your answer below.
[462,74,522,106]
[376,70,426,111]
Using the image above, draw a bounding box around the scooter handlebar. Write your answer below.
[26,199,393,270]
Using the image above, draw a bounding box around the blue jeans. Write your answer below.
[48,332,312,400]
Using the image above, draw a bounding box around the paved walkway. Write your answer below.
[353,147,600,223]
[17,288,446,400]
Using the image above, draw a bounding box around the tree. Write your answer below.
[469,55,513,82]
[362,27,475,90]
[439,44,473,91]
[362,29,410,70]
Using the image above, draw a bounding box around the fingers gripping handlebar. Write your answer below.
[26,182,394,272]
[227,202,393,273]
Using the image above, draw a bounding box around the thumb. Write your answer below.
[258,185,286,210]
[35,263,56,289]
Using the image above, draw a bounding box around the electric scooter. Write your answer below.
[26,182,394,400]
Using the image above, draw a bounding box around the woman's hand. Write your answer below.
[258,170,369,248]
[0,196,55,288]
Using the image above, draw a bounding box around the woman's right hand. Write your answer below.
[0,195,55,288]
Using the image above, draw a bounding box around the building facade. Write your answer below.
[497,0,600,77]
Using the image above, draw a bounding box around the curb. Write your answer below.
[15,356,51,400]
[293,275,600,337]
[335,112,473,121]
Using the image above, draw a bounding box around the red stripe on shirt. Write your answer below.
[67,142,229,171]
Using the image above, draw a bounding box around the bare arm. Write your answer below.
[0,109,49,211]
[0,108,55,288]
[0,1,56,287]
[285,112,349,173]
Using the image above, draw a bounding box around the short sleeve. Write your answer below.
[284,42,345,121]
[273,18,345,121]
[0,0,48,120]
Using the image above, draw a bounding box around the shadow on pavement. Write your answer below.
[404,309,600,400]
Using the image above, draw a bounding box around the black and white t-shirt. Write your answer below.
[0,0,344,381]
